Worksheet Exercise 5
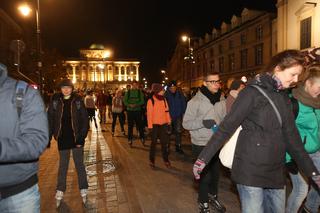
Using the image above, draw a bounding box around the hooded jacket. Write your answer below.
[48,93,89,150]
[198,74,319,188]
[0,64,48,188]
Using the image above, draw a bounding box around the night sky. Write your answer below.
[1,0,276,83]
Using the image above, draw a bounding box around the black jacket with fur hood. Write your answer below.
[48,92,89,150]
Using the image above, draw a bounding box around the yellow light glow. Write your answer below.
[103,50,112,58]
[181,35,189,42]
[18,4,32,17]
[98,64,105,69]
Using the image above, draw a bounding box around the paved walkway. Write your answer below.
[38,122,241,213]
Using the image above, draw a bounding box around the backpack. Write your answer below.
[14,80,29,118]
[127,89,141,100]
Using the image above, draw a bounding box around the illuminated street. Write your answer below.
[38,122,241,213]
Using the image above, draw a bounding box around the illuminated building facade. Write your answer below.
[63,44,140,90]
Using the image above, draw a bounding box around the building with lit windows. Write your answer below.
[63,44,140,90]
[277,0,320,52]
[167,8,276,89]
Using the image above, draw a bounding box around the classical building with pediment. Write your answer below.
[63,44,140,90]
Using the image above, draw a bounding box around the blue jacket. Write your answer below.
[165,90,186,120]
[0,64,48,188]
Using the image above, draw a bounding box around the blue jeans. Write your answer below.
[0,184,40,213]
[237,184,285,213]
[286,151,320,213]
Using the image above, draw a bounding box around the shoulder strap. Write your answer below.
[290,96,299,119]
[251,85,282,127]
[15,80,28,118]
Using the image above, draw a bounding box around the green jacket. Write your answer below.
[286,101,320,162]
[123,89,144,111]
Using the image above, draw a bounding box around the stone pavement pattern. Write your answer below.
[38,123,241,213]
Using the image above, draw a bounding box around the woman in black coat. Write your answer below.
[193,50,320,213]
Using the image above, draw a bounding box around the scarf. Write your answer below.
[292,84,320,109]
[155,94,165,100]
[200,85,221,106]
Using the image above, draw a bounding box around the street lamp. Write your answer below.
[18,1,43,94]
[181,34,197,89]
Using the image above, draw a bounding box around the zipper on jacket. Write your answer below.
[56,99,64,138]
[70,98,77,144]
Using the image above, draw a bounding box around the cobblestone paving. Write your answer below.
[39,121,241,213]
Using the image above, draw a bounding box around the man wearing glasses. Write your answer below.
[183,72,226,213]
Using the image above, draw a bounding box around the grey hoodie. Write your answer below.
[0,64,48,187]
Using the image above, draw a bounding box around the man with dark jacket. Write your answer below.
[165,80,186,153]
[48,79,89,207]
[0,64,48,212]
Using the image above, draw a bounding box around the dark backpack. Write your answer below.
[14,80,29,118]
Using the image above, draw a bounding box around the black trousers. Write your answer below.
[149,124,169,163]
[112,112,125,132]
[127,110,144,140]
[192,144,220,203]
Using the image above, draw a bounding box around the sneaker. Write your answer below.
[80,189,87,204]
[164,161,171,168]
[128,139,133,147]
[208,194,226,213]
[55,190,64,208]
[111,132,115,137]
[121,131,126,136]
[199,202,210,213]
[149,160,155,169]
[141,138,146,146]
[175,145,184,154]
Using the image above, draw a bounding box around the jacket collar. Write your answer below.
[250,73,280,92]
[0,63,8,87]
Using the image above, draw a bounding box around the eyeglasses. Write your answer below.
[206,80,221,84]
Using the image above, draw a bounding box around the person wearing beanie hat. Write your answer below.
[59,79,74,89]
[164,80,186,154]
[167,80,177,87]
[147,83,171,168]
[48,78,89,207]
[151,83,163,94]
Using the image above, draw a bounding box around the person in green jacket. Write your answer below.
[123,81,145,146]
[286,63,320,213]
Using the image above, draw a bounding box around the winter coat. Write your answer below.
[183,91,221,146]
[165,90,186,120]
[48,93,89,150]
[147,95,171,128]
[198,74,319,188]
[123,89,144,111]
[0,64,48,188]
[286,100,320,162]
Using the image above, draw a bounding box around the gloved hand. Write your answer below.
[193,159,206,180]
[203,119,216,129]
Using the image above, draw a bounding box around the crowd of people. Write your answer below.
[0,48,320,213]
